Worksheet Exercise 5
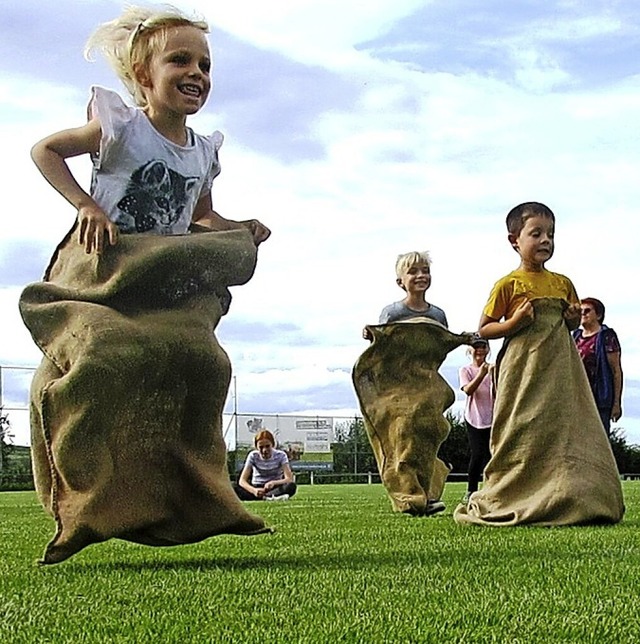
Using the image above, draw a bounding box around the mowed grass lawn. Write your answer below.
[2,483,640,643]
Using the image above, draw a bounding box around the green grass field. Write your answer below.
[2,483,640,643]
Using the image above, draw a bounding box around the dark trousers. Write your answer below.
[598,408,612,436]
[232,481,297,501]
[466,421,491,493]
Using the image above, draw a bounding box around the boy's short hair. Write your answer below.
[506,202,555,236]
[581,297,606,323]
[395,251,431,278]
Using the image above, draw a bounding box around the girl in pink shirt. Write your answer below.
[459,337,495,503]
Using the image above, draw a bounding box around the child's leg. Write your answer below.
[466,422,490,493]
[267,482,297,498]
[479,427,492,478]
[232,483,261,501]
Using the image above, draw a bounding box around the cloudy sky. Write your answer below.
[1,0,639,447]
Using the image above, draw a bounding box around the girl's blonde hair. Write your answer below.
[84,5,209,108]
[395,251,431,278]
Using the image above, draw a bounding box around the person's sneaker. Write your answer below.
[425,500,445,516]
[462,491,472,505]
[266,494,290,502]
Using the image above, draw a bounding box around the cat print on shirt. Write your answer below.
[116,160,199,234]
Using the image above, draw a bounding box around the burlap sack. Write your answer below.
[353,319,471,515]
[454,298,624,527]
[19,228,270,564]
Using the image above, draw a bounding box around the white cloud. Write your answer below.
[0,289,43,366]
[526,14,623,41]
[185,0,427,66]
[512,47,573,92]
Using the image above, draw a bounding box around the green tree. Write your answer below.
[440,417,640,476]
[608,426,640,474]
[332,414,640,483]
[332,417,377,475]
[0,408,14,473]
[332,413,472,476]
[437,410,470,473]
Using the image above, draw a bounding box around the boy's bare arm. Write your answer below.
[563,302,581,330]
[192,193,271,245]
[31,118,119,254]
[478,300,534,339]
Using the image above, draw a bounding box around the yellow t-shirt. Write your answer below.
[483,268,579,321]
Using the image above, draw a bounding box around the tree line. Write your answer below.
[331,414,640,477]
[3,406,640,491]
[0,409,34,490]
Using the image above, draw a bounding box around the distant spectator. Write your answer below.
[573,298,623,435]
[459,336,495,504]
[234,430,297,501]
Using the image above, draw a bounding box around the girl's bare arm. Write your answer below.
[191,192,271,245]
[31,119,119,254]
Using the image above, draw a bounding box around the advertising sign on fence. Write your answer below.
[234,414,334,472]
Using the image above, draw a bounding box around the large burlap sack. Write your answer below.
[19,228,270,564]
[454,297,624,527]
[353,319,471,515]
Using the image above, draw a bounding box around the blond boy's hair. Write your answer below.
[395,251,432,279]
[85,5,209,108]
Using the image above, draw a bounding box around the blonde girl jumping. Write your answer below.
[31,5,270,254]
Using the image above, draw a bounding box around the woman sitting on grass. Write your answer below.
[234,430,297,501]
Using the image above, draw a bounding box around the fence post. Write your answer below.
[310,471,315,485]
[367,471,372,485]
[354,417,358,475]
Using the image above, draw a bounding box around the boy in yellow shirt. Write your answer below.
[479,201,580,338]
[454,202,624,527]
